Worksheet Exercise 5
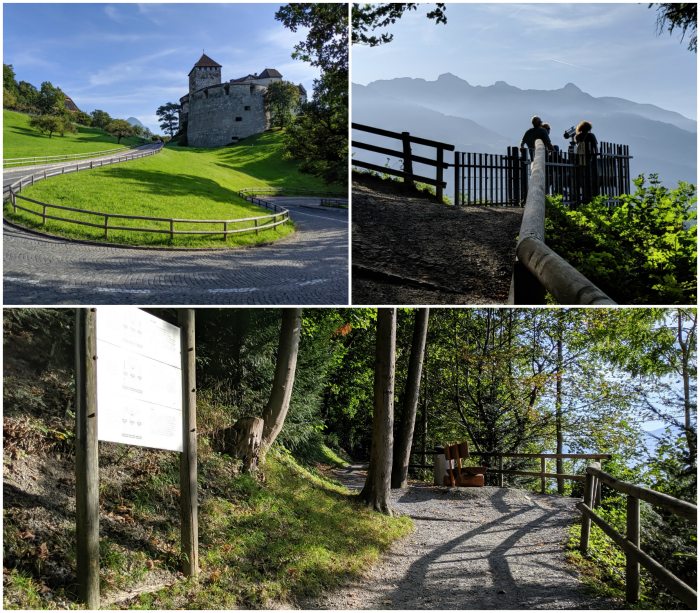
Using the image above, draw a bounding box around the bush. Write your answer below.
[545,174,696,304]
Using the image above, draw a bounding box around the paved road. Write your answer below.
[4,189,349,305]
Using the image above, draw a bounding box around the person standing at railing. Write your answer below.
[519,115,554,160]
[574,121,601,204]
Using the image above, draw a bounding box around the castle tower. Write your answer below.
[188,53,222,97]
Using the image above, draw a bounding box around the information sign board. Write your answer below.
[96,308,183,452]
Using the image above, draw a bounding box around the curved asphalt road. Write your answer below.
[3,150,349,305]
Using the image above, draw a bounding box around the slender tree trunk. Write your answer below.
[359,308,397,515]
[391,308,430,488]
[677,309,697,463]
[260,308,303,452]
[556,317,564,494]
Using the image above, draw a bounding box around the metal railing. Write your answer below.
[3,142,147,168]
[508,139,617,305]
[7,149,290,241]
[578,463,697,607]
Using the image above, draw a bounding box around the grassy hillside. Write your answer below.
[4,131,337,247]
[2,317,412,609]
[3,110,145,159]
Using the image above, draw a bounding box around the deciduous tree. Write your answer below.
[263,80,300,130]
[90,109,112,129]
[37,81,66,116]
[28,115,77,138]
[106,119,134,144]
[649,3,697,52]
[353,3,447,46]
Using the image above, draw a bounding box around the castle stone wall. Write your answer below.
[189,66,221,96]
[187,83,269,148]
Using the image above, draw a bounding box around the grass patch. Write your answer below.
[1,131,341,247]
[3,110,144,160]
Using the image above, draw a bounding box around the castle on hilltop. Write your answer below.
[179,53,307,148]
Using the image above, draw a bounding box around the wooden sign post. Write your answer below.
[75,308,100,609]
[75,308,198,608]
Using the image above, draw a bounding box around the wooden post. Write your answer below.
[626,495,641,603]
[454,151,460,206]
[436,147,444,204]
[580,463,599,552]
[91,160,93,170]
[223,222,228,241]
[44,169,47,180]
[31,174,34,185]
[498,454,504,487]
[75,309,100,609]
[179,309,198,576]
[42,205,47,225]
[104,216,109,238]
[401,132,413,187]
[274,215,277,231]
[541,457,546,494]
[170,220,174,241]
[255,219,258,235]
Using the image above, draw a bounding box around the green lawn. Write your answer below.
[3,110,145,160]
[4,131,338,247]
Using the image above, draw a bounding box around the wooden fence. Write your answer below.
[3,143,147,168]
[578,463,697,607]
[508,139,617,305]
[351,123,455,203]
[452,142,632,206]
[7,150,290,240]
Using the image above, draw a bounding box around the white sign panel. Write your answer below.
[96,308,183,452]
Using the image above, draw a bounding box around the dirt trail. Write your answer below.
[301,464,615,610]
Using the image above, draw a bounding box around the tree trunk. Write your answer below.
[224,417,264,473]
[556,317,564,494]
[391,308,430,488]
[359,308,397,516]
[260,308,303,452]
[677,309,697,463]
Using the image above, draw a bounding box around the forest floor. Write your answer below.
[301,464,618,610]
[351,172,523,305]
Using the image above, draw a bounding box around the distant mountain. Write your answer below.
[352,75,697,190]
[126,117,146,129]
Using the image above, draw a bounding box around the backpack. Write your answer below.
[576,139,587,165]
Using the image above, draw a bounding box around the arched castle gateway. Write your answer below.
[179,53,307,148]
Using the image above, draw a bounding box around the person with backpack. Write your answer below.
[574,121,600,205]
[519,115,554,160]
[574,121,598,163]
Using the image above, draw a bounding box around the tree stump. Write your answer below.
[224,417,264,473]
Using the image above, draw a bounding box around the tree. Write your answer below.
[17,81,40,106]
[37,81,66,116]
[353,3,447,46]
[28,115,77,138]
[263,80,300,130]
[74,111,92,126]
[283,101,347,185]
[163,135,171,143]
[90,109,112,129]
[359,308,397,515]
[156,102,180,137]
[3,87,17,109]
[649,3,697,52]
[3,63,17,93]
[275,3,348,185]
[260,309,303,452]
[391,308,430,489]
[106,119,134,144]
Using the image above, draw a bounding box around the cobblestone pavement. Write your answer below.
[3,197,348,305]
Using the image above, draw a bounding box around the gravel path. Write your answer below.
[3,195,348,305]
[302,464,614,610]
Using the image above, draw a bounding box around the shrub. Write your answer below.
[545,175,697,304]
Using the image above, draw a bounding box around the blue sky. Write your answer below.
[352,2,697,120]
[3,3,319,134]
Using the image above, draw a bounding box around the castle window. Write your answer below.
[224,86,230,95]
[244,106,251,111]
[235,117,242,122]
[204,90,208,98]
[250,85,255,95]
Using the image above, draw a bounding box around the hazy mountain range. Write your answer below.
[352,74,697,192]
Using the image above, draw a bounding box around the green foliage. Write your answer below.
[3,86,18,108]
[545,175,697,304]
[263,80,300,130]
[649,3,697,52]
[37,81,66,116]
[90,108,112,129]
[106,119,135,144]
[352,3,447,46]
[3,62,17,92]
[28,114,77,139]
[74,111,92,126]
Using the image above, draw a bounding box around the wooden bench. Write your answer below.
[444,441,486,487]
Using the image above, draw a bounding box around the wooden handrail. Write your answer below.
[508,139,617,305]
[3,143,145,167]
[579,463,697,607]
